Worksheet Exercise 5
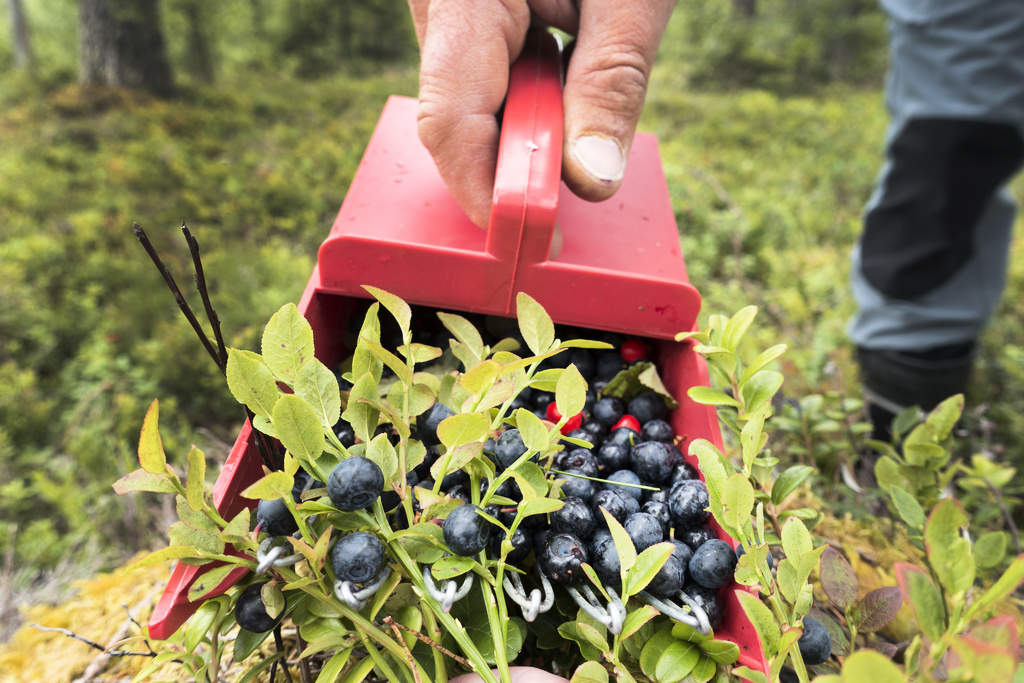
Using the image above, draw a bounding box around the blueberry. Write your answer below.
[590,489,630,526]
[565,428,601,449]
[532,527,556,555]
[490,526,533,565]
[628,391,668,425]
[608,427,640,449]
[495,429,529,469]
[568,349,596,380]
[589,534,622,587]
[591,397,626,427]
[580,418,608,439]
[624,512,664,552]
[596,441,630,473]
[443,503,491,556]
[234,583,283,633]
[331,532,386,584]
[668,480,710,528]
[552,496,596,538]
[645,553,685,598]
[669,538,693,571]
[555,469,596,500]
[418,402,453,446]
[641,419,675,443]
[676,524,716,552]
[596,351,626,379]
[688,539,737,589]
[446,484,472,503]
[440,469,469,491]
[256,498,298,537]
[335,419,357,449]
[643,487,669,505]
[555,449,600,478]
[670,461,701,486]
[682,583,723,630]
[641,501,671,534]
[602,469,643,502]
[798,617,832,665]
[539,533,588,586]
[532,391,555,412]
[630,441,674,483]
[328,456,384,512]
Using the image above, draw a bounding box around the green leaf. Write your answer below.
[874,456,904,492]
[169,521,225,555]
[965,554,1024,621]
[903,441,947,467]
[437,412,489,450]
[721,474,755,535]
[974,531,1008,569]
[187,564,237,602]
[137,399,166,475]
[699,639,740,665]
[731,668,768,683]
[771,465,814,506]
[925,394,963,441]
[342,372,380,444]
[113,469,177,495]
[894,562,946,642]
[437,312,485,361]
[351,304,383,383]
[620,604,659,641]
[365,434,398,483]
[295,359,341,430]
[262,303,315,385]
[233,626,272,662]
[739,344,788,386]
[273,394,325,466]
[431,554,477,580]
[857,586,903,633]
[392,525,446,564]
[889,486,925,530]
[777,558,800,604]
[519,497,563,519]
[687,386,741,408]
[226,349,281,419]
[185,447,206,512]
[570,661,610,683]
[636,365,679,408]
[261,582,285,619]
[690,653,717,683]
[690,439,730,528]
[739,371,783,417]
[460,359,503,395]
[840,650,906,683]
[781,517,813,563]
[654,639,700,683]
[314,648,353,683]
[517,292,555,354]
[925,498,974,597]
[627,542,674,596]
[640,627,680,680]
[242,471,294,501]
[126,545,201,571]
[360,335,413,387]
[516,407,552,454]
[602,508,637,578]
[819,547,858,611]
[739,400,771,471]
[363,285,411,338]
[736,591,780,654]
[722,305,758,352]
[183,598,222,653]
[556,363,587,419]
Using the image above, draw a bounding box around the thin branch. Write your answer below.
[295,633,314,683]
[132,223,224,374]
[182,222,228,369]
[386,617,423,683]
[32,624,158,658]
[273,625,295,683]
[985,477,1022,555]
[382,616,471,668]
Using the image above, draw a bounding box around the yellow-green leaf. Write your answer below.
[840,650,906,683]
[556,363,587,419]
[137,398,166,475]
[242,471,295,501]
[185,446,206,512]
[437,412,489,451]
[516,292,555,355]
[437,312,485,360]
[262,303,314,385]
[295,359,341,430]
[273,394,325,466]
[226,349,281,419]
[113,469,176,495]
[363,285,411,338]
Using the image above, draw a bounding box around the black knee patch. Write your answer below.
[861,118,1024,299]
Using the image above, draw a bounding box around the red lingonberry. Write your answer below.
[620,339,648,364]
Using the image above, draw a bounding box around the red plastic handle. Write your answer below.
[485,31,563,267]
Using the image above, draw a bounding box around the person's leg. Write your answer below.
[850,1,1024,439]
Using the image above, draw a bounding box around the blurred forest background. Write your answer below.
[0,0,1021,644]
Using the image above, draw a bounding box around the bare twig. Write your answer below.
[385,617,423,683]
[132,223,224,374]
[295,633,314,683]
[383,616,471,668]
[34,624,157,659]
[984,477,1022,555]
[182,222,228,369]
[273,625,295,683]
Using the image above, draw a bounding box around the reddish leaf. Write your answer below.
[858,586,903,633]
[869,641,898,659]
[819,547,858,610]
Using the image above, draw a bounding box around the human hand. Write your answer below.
[449,666,569,683]
[408,0,677,228]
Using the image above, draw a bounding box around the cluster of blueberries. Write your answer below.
[241,328,832,669]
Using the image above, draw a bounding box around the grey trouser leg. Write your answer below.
[849,0,1024,354]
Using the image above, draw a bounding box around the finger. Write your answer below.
[561,0,676,201]
[416,0,531,228]
[449,666,570,683]
[407,0,429,47]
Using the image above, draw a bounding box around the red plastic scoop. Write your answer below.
[148,30,767,679]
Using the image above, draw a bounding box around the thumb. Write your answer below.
[560,0,676,201]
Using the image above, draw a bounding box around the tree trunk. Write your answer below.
[181,0,215,83]
[79,0,175,97]
[7,0,34,70]
[732,0,757,19]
